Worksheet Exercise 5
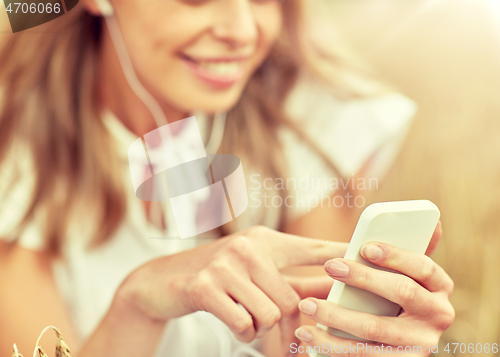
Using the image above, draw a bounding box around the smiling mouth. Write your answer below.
[180,54,247,86]
[198,60,242,76]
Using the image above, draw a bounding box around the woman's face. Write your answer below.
[102,0,284,114]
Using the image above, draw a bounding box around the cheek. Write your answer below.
[116,0,204,68]
[119,6,206,91]
[128,16,191,66]
[254,3,284,51]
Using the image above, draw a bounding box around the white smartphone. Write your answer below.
[311,200,440,357]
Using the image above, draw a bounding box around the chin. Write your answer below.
[178,89,244,114]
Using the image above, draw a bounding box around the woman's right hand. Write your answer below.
[116,225,347,352]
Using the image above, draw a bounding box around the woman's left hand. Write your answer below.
[293,240,455,356]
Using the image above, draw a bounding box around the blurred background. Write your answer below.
[307,0,500,355]
[2,0,499,355]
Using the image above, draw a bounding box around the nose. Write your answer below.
[212,0,258,48]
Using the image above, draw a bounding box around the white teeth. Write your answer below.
[198,61,241,76]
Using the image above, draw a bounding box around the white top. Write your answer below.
[0,77,416,357]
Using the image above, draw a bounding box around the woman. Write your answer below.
[0,0,454,356]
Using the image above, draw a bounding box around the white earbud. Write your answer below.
[95,0,114,17]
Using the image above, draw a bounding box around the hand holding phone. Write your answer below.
[310,200,440,357]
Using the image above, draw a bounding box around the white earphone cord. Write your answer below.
[104,15,169,129]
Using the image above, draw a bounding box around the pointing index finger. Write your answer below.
[263,232,348,269]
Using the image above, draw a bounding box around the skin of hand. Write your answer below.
[294,223,455,357]
[115,225,348,357]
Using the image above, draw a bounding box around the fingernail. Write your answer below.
[361,243,383,261]
[295,328,313,343]
[298,299,317,316]
[324,259,349,278]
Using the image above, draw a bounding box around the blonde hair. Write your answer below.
[0,1,386,255]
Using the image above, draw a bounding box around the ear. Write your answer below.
[82,0,114,17]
